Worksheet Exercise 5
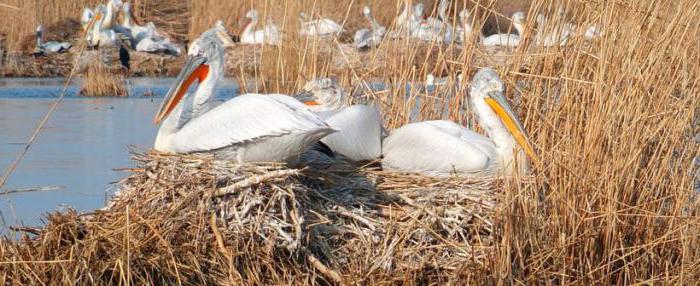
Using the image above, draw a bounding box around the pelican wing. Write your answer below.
[382,120,498,174]
[171,94,333,153]
[481,34,520,47]
[320,104,383,161]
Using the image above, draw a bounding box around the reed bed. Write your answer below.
[0,0,699,284]
[79,54,128,97]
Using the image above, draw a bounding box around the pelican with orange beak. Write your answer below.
[381,68,539,176]
[153,21,334,163]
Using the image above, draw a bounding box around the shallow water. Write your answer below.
[0,78,238,232]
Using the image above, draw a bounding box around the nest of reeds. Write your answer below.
[0,152,499,285]
[79,55,128,97]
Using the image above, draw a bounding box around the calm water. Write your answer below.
[0,78,238,232]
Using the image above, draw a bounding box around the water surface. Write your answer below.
[0,77,238,232]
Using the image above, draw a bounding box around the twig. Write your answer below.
[0,185,62,196]
[307,254,343,284]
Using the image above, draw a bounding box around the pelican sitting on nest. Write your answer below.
[117,3,181,55]
[241,9,281,45]
[353,6,385,50]
[413,0,454,43]
[481,12,525,47]
[299,12,343,37]
[295,78,383,162]
[382,68,538,176]
[154,22,334,164]
[33,25,72,55]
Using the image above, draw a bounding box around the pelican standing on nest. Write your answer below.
[480,12,524,47]
[85,6,119,48]
[33,25,72,55]
[294,78,383,162]
[153,21,334,163]
[382,68,538,176]
[241,9,281,45]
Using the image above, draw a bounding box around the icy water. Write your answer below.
[0,78,238,232]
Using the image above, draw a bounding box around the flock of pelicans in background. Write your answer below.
[152,23,539,177]
[34,0,602,56]
[34,0,180,56]
[30,0,609,177]
[240,0,603,48]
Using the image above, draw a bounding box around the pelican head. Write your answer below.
[470,68,538,163]
[413,3,426,20]
[512,12,525,24]
[362,6,371,17]
[246,9,259,21]
[459,9,471,21]
[154,21,232,124]
[294,77,347,111]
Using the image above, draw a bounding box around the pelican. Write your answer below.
[80,8,95,31]
[33,25,72,55]
[381,68,538,176]
[100,0,122,30]
[154,22,334,164]
[85,7,119,48]
[414,0,453,43]
[454,9,474,44]
[481,12,525,47]
[299,12,343,37]
[353,6,385,50]
[117,3,181,55]
[241,10,281,45]
[535,14,573,47]
[294,78,383,162]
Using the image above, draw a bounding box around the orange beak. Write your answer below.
[154,56,209,124]
[484,93,540,164]
[293,90,320,106]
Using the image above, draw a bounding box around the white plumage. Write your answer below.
[299,12,343,37]
[354,6,385,50]
[481,34,520,47]
[154,22,334,164]
[241,10,281,45]
[296,78,383,162]
[382,68,537,176]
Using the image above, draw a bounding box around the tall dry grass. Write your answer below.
[197,0,700,283]
[0,0,698,284]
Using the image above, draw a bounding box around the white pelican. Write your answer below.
[85,8,119,48]
[299,12,343,37]
[154,22,334,164]
[116,3,181,55]
[535,14,573,47]
[241,9,281,45]
[33,25,72,55]
[294,78,383,162]
[453,9,474,44]
[100,0,122,30]
[353,6,385,50]
[480,12,525,47]
[414,0,454,43]
[381,68,538,176]
[80,8,95,31]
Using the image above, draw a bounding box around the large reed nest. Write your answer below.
[0,152,501,285]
